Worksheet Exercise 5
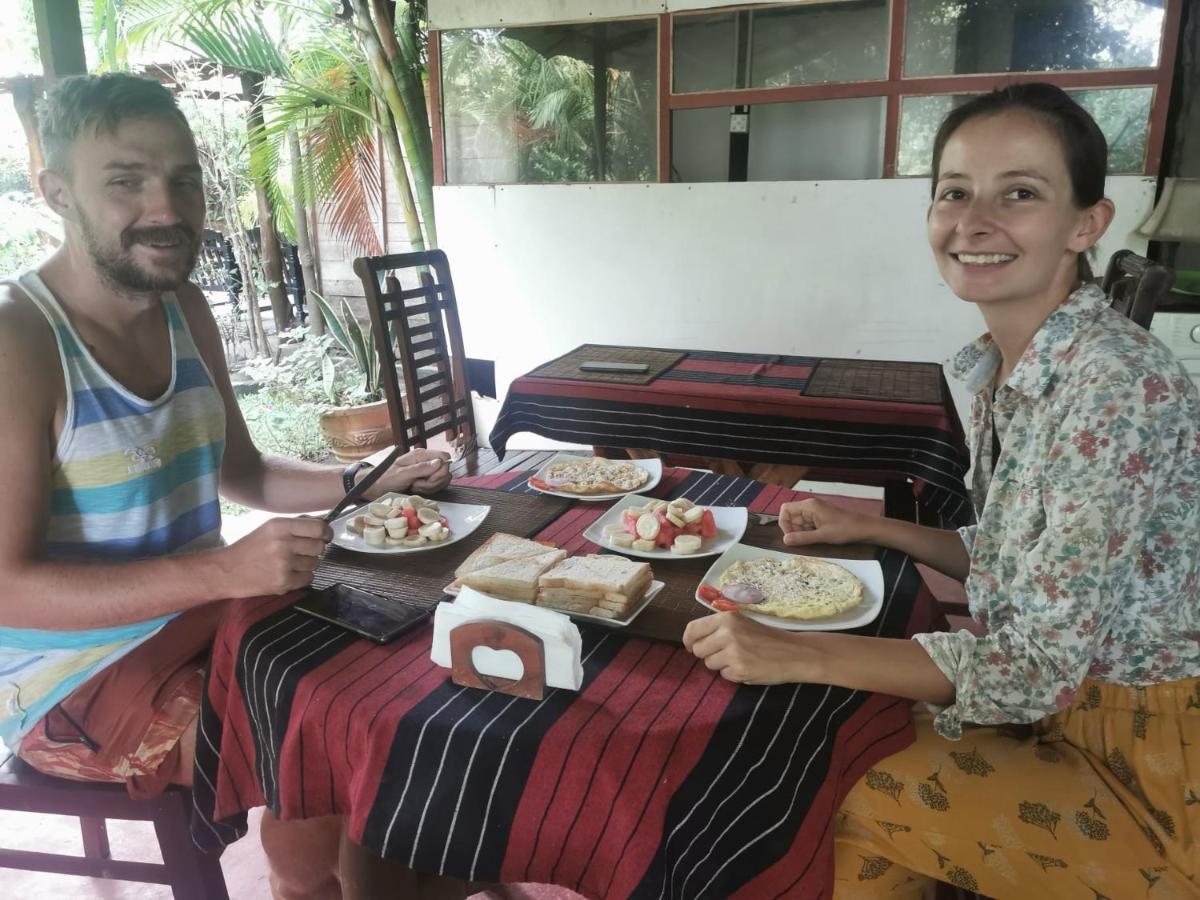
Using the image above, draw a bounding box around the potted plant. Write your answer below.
[309,292,394,463]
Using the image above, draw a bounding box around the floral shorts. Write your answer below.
[833,677,1200,899]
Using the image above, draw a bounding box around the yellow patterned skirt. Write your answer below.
[834,677,1200,899]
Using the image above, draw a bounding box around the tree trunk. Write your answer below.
[351,0,427,251]
[241,72,294,333]
[369,0,437,246]
[289,128,324,337]
[11,77,45,195]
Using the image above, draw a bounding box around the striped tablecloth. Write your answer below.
[489,347,972,528]
[191,472,943,899]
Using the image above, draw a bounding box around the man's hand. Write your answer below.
[368,448,453,497]
[780,498,874,547]
[220,517,333,597]
[683,612,818,684]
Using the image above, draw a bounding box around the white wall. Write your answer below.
[436,176,1155,425]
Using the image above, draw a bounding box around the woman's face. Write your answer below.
[927,110,1105,311]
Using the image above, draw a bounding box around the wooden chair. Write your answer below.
[353,250,477,455]
[0,754,228,898]
[1102,249,1174,330]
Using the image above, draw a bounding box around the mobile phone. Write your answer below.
[294,584,432,644]
[579,361,650,374]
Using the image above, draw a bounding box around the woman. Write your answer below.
[684,83,1199,898]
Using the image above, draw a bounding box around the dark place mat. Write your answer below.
[526,344,686,385]
[312,486,572,604]
[804,359,944,404]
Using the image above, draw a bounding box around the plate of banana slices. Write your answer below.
[582,495,748,560]
[331,493,490,554]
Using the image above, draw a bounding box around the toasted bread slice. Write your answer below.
[454,533,561,580]
[458,549,566,603]
[536,554,652,615]
[717,556,862,620]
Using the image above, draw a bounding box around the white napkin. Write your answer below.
[431,587,583,691]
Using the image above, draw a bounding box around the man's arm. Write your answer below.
[176,285,451,512]
[0,287,330,631]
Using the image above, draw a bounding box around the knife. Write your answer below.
[322,446,404,523]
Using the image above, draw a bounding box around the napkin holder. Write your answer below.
[449,619,546,700]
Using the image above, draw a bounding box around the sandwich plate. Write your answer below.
[582,495,748,560]
[443,580,665,629]
[330,494,491,555]
[528,455,662,502]
[694,543,883,631]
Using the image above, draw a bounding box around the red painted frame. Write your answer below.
[429,0,1183,186]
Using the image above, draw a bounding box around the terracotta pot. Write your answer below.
[318,399,394,463]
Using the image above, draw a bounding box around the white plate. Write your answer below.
[582,495,748,560]
[528,455,662,502]
[330,493,491,554]
[443,580,664,628]
[694,543,884,631]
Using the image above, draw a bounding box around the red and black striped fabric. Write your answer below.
[489,349,972,528]
[191,473,942,899]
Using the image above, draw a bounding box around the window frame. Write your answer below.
[428,0,1183,186]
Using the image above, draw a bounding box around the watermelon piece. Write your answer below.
[683,521,701,536]
[699,509,717,538]
[622,511,640,534]
[438,515,449,527]
[402,508,420,529]
[655,522,676,549]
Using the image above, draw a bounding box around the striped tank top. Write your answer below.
[0,271,226,746]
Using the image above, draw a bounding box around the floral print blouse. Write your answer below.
[914,284,1200,739]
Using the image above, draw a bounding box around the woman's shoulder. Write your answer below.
[1065,306,1197,399]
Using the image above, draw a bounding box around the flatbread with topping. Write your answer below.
[540,458,650,495]
[717,556,863,620]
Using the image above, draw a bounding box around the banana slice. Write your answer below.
[385,536,407,546]
[610,533,635,548]
[400,497,413,510]
[345,516,365,535]
[391,496,409,509]
[430,525,450,542]
[384,519,408,538]
[368,501,393,519]
[362,514,386,528]
[632,538,656,552]
[602,523,626,536]
[673,498,694,511]
[417,507,440,524]
[418,522,443,538]
[666,511,686,528]
[671,534,702,554]
[683,506,705,524]
[402,535,428,547]
[363,526,386,546]
[635,513,660,540]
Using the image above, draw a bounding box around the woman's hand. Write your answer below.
[779,498,874,547]
[367,448,452,497]
[683,612,820,684]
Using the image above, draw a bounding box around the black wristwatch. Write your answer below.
[342,460,373,493]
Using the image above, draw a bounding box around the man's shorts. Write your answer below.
[17,601,227,799]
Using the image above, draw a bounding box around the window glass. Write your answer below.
[673,2,889,93]
[440,20,657,184]
[904,0,1164,77]
[897,86,1154,176]
[672,97,885,182]
[673,12,738,94]
[749,1,889,87]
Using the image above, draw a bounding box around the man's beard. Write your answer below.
[78,210,199,292]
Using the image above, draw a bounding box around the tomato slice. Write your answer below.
[697,583,724,604]
[529,477,552,491]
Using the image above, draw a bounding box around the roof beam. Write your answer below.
[32,0,88,80]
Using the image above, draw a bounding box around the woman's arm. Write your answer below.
[780,499,971,581]
[683,613,955,704]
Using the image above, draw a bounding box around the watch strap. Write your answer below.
[342,460,373,494]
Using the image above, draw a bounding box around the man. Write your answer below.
[0,73,451,898]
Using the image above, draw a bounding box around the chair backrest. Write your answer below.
[1101,249,1174,330]
[353,250,476,454]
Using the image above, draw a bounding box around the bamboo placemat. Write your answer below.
[526,344,686,385]
[311,487,572,605]
[804,359,944,404]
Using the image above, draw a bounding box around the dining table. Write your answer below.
[487,344,972,528]
[190,468,946,899]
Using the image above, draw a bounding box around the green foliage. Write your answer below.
[308,292,383,405]
[242,329,379,410]
[236,386,331,462]
[0,195,53,278]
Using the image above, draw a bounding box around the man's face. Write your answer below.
[64,115,205,292]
